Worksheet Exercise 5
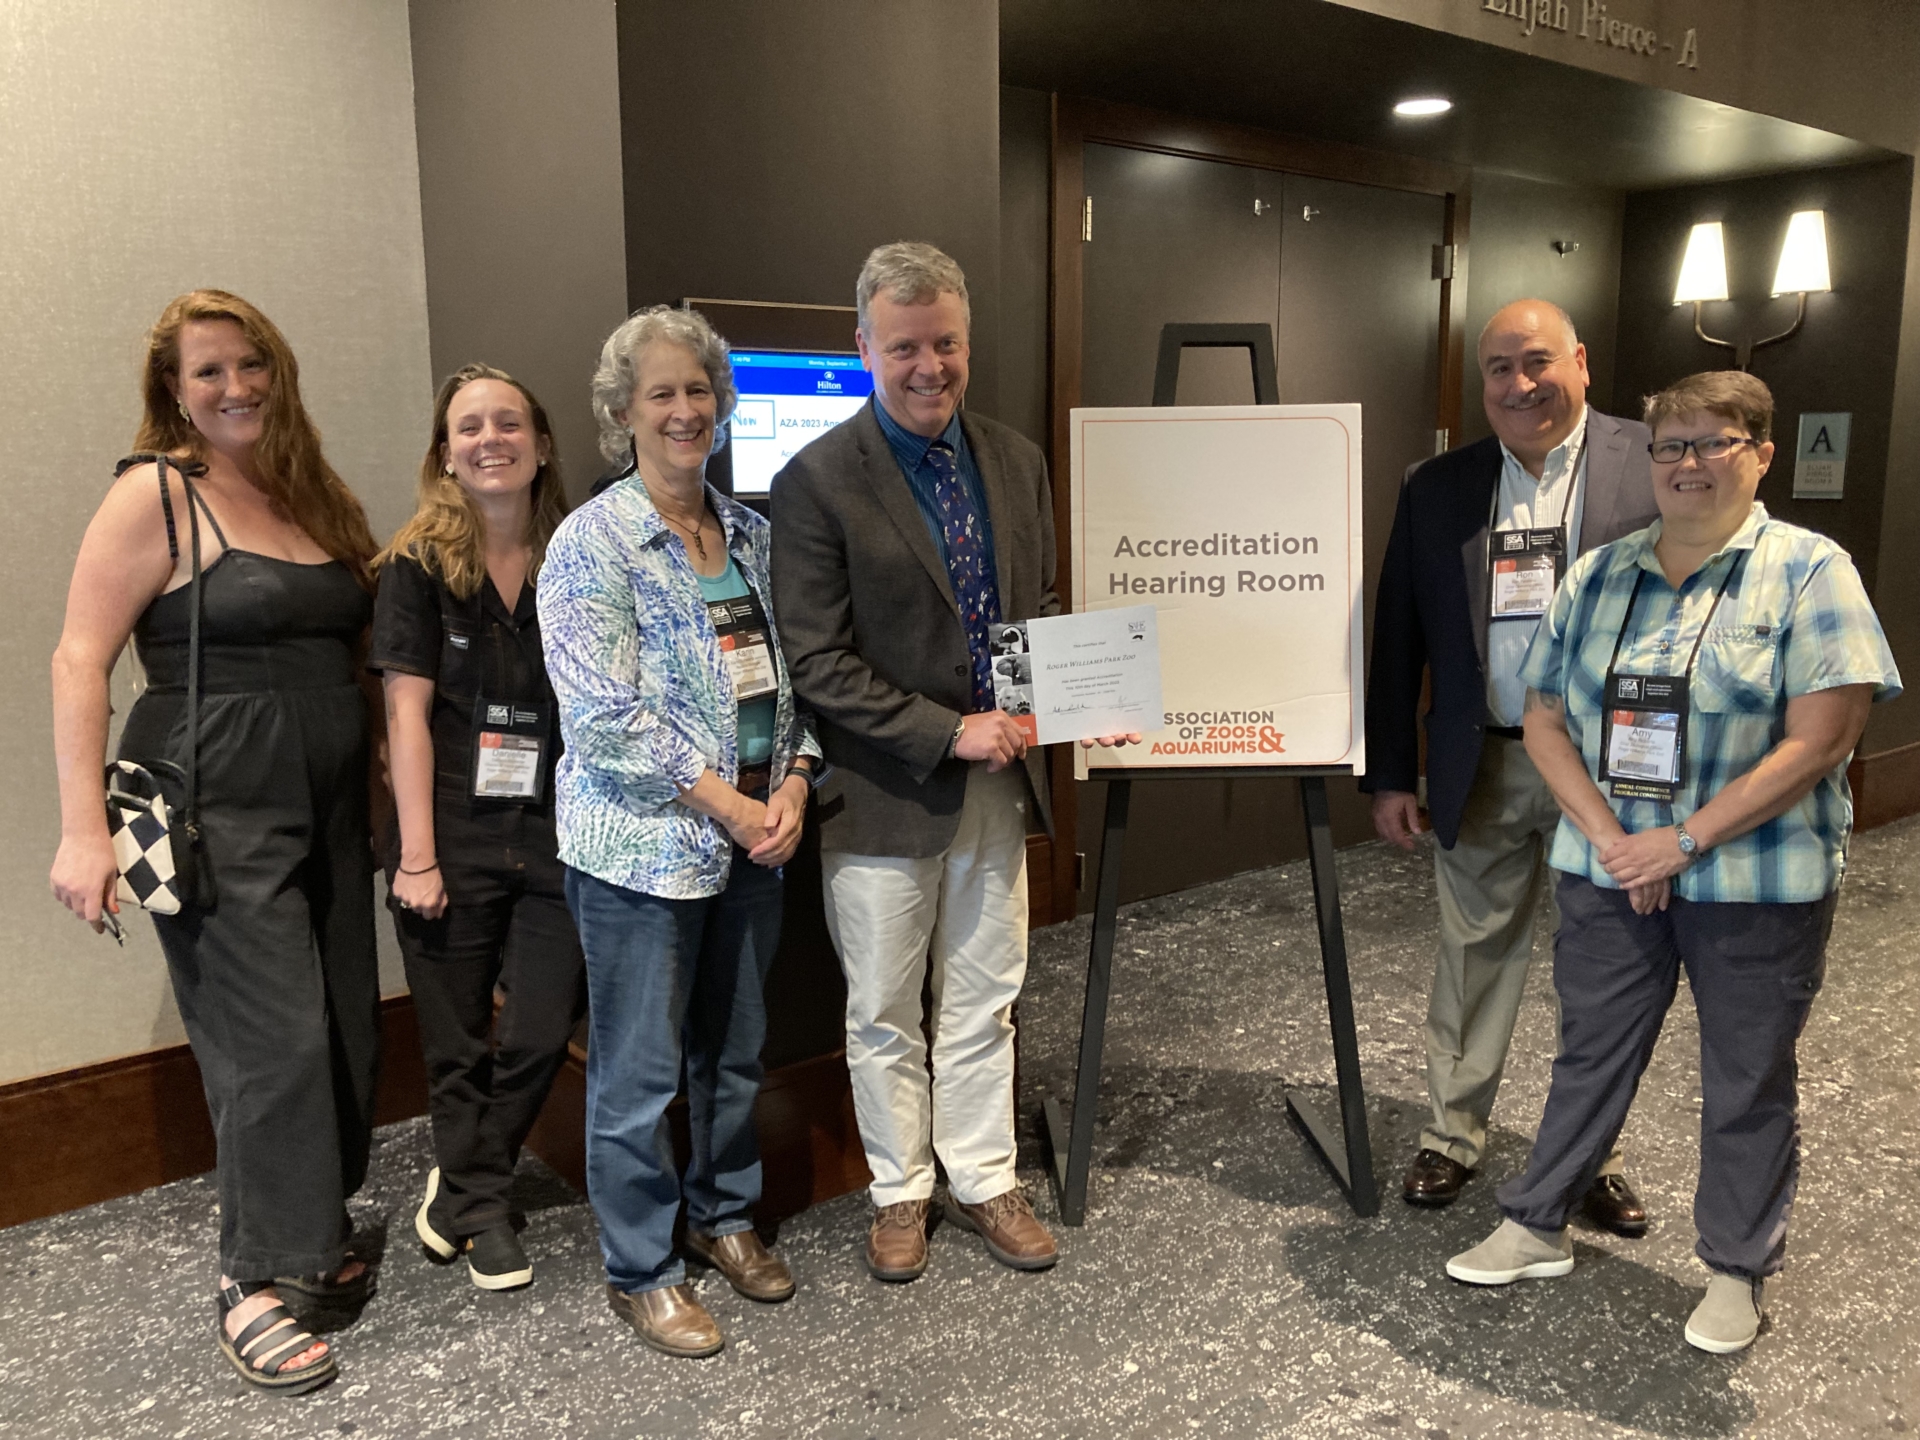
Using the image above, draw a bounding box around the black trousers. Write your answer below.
[388,798,586,1238]
[1498,873,1836,1278]
[140,685,381,1281]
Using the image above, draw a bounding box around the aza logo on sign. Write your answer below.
[487,704,512,725]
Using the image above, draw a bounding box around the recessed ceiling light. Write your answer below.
[1394,97,1453,117]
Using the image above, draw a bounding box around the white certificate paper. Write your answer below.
[1026,605,1163,746]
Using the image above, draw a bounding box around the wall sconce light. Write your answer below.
[1674,212,1831,370]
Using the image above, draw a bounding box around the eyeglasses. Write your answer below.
[1648,435,1760,464]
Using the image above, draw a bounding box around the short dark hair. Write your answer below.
[1643,370,1774,445]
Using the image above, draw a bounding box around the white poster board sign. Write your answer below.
[1070,404,1365,777]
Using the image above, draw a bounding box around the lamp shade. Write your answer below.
[1673,222,1729,304]
[1771,210,1831,295]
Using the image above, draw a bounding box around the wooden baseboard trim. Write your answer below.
[0,994,428,1231]
[521,1043,872,1222]
[1,996,871,1233]
[1850,740,1920,831]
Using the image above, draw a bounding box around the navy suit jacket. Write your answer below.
[1361,410,1658,848]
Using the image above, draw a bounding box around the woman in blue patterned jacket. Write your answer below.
[537,306,821,1360]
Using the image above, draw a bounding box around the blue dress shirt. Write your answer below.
[871,398,998,572]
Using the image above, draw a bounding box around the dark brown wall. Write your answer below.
[1613,159,1914,596]
[410,0,631,502]
[1456,173,1626,446]
[612,0,1005,1053]
[615,0,1004,418]
[999,85,1052,447]
[1873,173,1920,751]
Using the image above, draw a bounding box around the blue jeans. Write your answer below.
[564,852,783,1292]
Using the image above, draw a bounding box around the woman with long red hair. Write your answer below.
[50,290,381,1393]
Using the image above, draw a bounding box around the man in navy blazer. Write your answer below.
[1363,300,1659,1229]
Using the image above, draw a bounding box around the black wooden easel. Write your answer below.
[1038,323,1378,1223]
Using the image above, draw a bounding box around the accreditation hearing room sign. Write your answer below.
[1070,405,1366,777]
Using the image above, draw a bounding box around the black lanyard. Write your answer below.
[1596,548,1748,802]
[1487,430,1587,535]
[1605,548,1748,684]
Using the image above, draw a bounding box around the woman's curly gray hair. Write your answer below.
[591,305,737,464]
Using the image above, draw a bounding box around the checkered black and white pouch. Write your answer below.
[105,760,183,916]
[101,453,215,920]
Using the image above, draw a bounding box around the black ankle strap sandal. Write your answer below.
[216,1282,336,1394]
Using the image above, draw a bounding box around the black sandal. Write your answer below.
[271,1263,374,1308]
[215,1281,337,1394]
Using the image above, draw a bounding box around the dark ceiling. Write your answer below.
[1000,0,1894,191]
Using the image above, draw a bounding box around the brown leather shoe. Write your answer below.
[684,1228,795,1303]
[1583,1173,1650,1237]
[946,1188,1059,1271]
[865,1199,932,1282]
[1403,1148,1472,1206]
[606,1283,723,1358]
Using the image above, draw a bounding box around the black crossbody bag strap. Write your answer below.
[176,460,204,837]
[150,455,208,888]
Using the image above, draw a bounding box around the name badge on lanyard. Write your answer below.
[1595,552,1747,805]
[471,697,551,802]
[1488,435,1584,624]
[1599,674,1687,802]
[707,587,779,703]
[1489,527,1566,621]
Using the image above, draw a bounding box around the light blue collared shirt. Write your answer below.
[1487,408,1589,726]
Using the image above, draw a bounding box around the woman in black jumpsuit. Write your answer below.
[51,291,380,1393]
[371,364,584,1291]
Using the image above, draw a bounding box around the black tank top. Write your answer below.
[131,471,371,693]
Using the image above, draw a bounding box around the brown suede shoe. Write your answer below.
[865,1199,932,1282]
[946,1188,1059,1271]
[606,1283,723,1358]
[684,1229,796,1303]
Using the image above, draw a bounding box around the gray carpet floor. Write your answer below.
[4,819,1917,1440]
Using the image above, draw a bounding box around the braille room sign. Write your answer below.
[1793,412,1850,500]
[1069,404,1366,775]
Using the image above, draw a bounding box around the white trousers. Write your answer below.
[822,764,1030,1207]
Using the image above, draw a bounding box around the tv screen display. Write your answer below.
[727,350,873,495]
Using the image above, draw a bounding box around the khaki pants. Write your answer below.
[1422,733,1622,1177]
[823,765,1031,1208]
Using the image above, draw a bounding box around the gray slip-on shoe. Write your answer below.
[1446,1217,1575,1285]
[1684,1273,1765,1353]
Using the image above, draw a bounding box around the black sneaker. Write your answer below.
[466,1224,533,1291]
[415,1167,459,1261]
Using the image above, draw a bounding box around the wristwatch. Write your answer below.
[948,718,967,757]
[1675,824,1700,861]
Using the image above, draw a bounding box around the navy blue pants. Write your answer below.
[1498,872,1836,1279]
[564,853,783,1293]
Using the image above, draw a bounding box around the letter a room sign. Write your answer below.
[1793,412,1850,500]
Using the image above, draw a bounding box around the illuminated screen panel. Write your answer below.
[728,350,873,494]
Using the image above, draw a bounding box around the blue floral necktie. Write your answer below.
[926,441,1001,712]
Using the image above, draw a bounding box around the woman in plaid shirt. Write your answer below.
[1443,371,1900,1355]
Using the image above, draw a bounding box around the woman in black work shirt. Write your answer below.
[369,364,584,1291]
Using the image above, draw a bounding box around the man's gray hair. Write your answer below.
[591,304,737,463]
[1478,300,1580,354]
[856,241,971,334]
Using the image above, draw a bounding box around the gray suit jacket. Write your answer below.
[770,400,1060,857]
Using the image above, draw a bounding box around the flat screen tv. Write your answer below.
[726,349,874,495]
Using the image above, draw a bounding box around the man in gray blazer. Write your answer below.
[1364,300,1660,1228]
[770,242,1061,1282]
